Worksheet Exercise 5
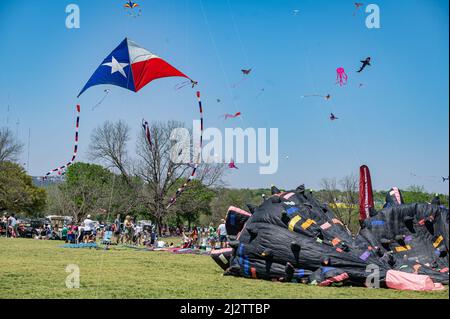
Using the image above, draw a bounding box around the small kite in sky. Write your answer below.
[293,9,300,16]
[336,67,348,86]
[353,3,364,16]
[411,172,447,183]
[256,88,265,98]
[330,113,339,121]
[216,98,221,103]
[124,1,142,17]
[223,112,242,120]
[228,159,239,169]
[301,94,331,100]
[124,1,139,8]
[357,57,371,73]
[232,69,252,88]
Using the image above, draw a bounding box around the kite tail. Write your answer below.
[167,91,203,209]
[142,119,152,149]
[359,165,374,221]
[43,104,80,180]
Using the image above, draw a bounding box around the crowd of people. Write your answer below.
[1,212,230,250]
[1,213,19,238]
[180,219,229,250]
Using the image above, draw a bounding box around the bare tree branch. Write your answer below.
[0,127,23,162]
[88,120,132,186]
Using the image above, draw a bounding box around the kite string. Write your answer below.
[227,0,255,90]
[174,80,193,90]
[92,90,110,111]
[167,91,203,208]
[94,173,116,299]
[199,0,239,115]
[43,104,80,179]
[303,44,364,174]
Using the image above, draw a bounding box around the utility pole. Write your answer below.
[16,118,20,138]
[27,128,31,173]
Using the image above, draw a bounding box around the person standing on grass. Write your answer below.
[124,215,133,244]
[208,223,217,249]
[217,219,228,249]
[7,214,18,238]
[113,214,121,244]
[82,215,94,243]
[1,213,7,237]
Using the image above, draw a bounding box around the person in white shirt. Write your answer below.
[8,214,18,238]
[82,215,94,242]
[217,219,228,248]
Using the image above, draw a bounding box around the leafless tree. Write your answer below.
[196,164,227,188]
[88,120,132,186]
[319,175,359,233]
[320,177,340,209]
[0,127,23,162]
[88,120,225,234]
[135,121,195,233]
[137,121,227,233]
[339,174,359,227]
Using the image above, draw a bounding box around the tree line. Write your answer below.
[0,123,448,235]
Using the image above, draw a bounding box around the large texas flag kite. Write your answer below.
[78,38,190,97]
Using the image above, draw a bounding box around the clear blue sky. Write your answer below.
[0,0,448,193]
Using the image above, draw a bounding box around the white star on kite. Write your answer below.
[102,56,129,78]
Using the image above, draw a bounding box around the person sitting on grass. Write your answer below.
[66,224,75,243]
[181,231,192,248]
[34,226,43,240]
[191,226,199,248]
[44,224,52,240]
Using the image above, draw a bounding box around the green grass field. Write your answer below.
[0,238,448,299]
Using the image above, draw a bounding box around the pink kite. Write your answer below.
[224,112,242,120]
[228,159,239,169]
[336,67,348,86]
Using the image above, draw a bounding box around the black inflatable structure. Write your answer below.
[211,185,449,290]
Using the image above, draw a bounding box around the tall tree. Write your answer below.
[135,121,201,234]
[171,180,215,229]
[89,119,225,234]
[0,161,46,215]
